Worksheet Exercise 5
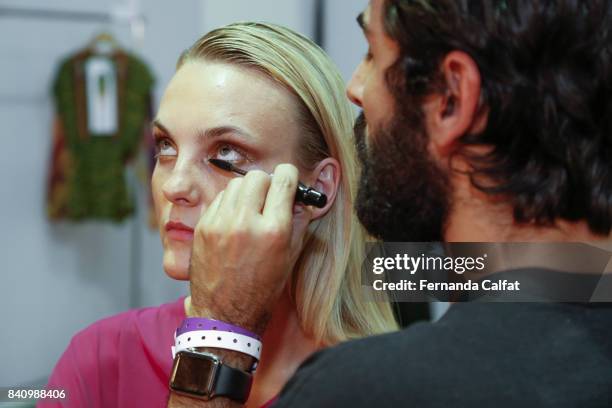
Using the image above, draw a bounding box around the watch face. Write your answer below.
[170,351,219,399]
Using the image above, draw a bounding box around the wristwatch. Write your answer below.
[169,350,253,402]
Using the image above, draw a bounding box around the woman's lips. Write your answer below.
[165,221,194,242]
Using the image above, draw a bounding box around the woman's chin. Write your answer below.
[164,267,189,281]
[162,254,190,281]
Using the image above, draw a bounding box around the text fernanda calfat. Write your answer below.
[372,279,521,291]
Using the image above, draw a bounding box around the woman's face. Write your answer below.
[152,61,305,280]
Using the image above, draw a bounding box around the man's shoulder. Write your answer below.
[277,302,612,407]
[312,302,500,365]
[277,308,469,407]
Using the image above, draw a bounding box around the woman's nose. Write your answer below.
[162,164,201,206]
[347,61,365,108]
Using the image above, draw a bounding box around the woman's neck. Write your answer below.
[184,292,320,407]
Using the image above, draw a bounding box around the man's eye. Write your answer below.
[212,144,246,164]
[154,138,177,158]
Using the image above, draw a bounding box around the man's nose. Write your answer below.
[347,61,365,107]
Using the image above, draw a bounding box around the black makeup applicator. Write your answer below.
[208,158,327,208]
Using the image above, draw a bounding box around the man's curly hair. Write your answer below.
[383,0,612,235]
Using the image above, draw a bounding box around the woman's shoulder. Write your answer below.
[73,298,185,341]
[72,296,186,346]
[45,297,186,407]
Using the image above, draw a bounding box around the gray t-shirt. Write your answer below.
[275,300,612,407]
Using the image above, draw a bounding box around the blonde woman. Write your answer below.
[42,22,398,408]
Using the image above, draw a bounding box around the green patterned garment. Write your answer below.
[48,49,154,222]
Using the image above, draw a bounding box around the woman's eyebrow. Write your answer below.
[151,119,170,135]
[199,125,254,142]
[151,119,254,141]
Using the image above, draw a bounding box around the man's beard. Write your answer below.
[353,109,451,242]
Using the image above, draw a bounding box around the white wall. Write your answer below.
[198,0,368,83]
[323,0,369,82]
[0,0,199,386]
[200,0,315,37]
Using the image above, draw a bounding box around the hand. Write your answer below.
[188,164,311,335]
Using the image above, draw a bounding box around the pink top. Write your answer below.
[40,297,277,407]
[40,297,186,407]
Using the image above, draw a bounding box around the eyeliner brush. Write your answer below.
[208,158,327,208]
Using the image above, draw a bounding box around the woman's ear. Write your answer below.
[307,157,341,220]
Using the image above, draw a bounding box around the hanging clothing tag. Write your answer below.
[85,57,119,136]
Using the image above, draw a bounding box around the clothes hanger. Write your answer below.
[88,31,120,55]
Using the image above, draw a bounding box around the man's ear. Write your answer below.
[307,157,341,220]
[424,50,485,158]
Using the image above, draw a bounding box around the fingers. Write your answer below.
[202,164,299,226]
[219,177,243,210]
[202,190,224,225]
[263,164,299,225]
[237,170,271,213]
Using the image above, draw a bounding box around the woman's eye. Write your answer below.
[212,144,246,163]
[154,138,177,158]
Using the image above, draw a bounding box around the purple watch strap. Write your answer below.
[176,317,261,340]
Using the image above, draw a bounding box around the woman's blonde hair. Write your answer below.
[178,22,398,344]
